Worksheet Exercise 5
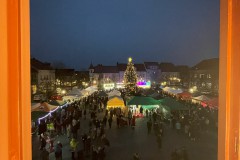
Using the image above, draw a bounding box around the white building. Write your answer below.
[89,62,149,89]
[31,58,55,94]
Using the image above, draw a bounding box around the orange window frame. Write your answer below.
[0,0,239,159]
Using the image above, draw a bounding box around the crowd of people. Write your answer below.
[38,93,111,160]
[35,88,218,160]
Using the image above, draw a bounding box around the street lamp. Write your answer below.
[61,90,66,95]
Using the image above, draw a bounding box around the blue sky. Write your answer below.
[30,0,219,70]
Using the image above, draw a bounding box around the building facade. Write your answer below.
[31,58,55,95]
[189,58,219,94]
[159,62,180,86]
[144,62,161,85]
[89,62,155,89]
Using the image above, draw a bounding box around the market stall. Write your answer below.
[177,91,192,100]
[96,90,108,97]
[107,96,126,110]
[48,100,67,106]
[68,88,83,96]
[159,97,189,118]
[62,95,81,102]
[127,96,160,116]
[205,97,218,108]
[85,86,98,95]
[31,102,58,112]
[191,95,210,104]
[163,87,183,95]
[108,89,121,98]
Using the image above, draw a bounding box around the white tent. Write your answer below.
[192,95,210,104]
[108,90,121,97]
[163,87,183,95]
[31,102,58,112]
[62,95,81,102]
[80,89,89,97]
[67,88,83,96]
[85,86,98,95]
[31,103,41,110]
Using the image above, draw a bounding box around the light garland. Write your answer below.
[37,103,68,124]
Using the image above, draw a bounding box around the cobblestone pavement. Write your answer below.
[32,110,217,160]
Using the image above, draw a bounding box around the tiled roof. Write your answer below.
[175,65,190,72]
[31,67,38,73]
[116,63,127,71]
[134,64,146,71]
[117,63,146,72]
[144,62,159,68]
[159,62,176,72]
[192,58,219,70]
[31,58,53,70]
[55,69,75,76]
[94,65,118,73]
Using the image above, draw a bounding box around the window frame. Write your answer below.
[0,0,239,159]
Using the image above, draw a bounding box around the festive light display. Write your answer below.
[137,81,151,88]
[103,83,115,90]
[124,57,138,92]
[38,103,68,124]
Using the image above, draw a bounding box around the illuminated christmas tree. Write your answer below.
[124,57,138,93]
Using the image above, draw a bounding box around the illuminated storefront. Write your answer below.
[103,83,115,90]
[137,81,151,89]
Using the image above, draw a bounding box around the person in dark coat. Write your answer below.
[108,117,112,129]
[40,136,46,150]
[38,120,47,139]
[131,116,136,129]
[147,120,152,134]
[116,116,120,128]
[54,141,63,160]
[40,147,49,160]
[140,107,143,114]
[83,109,87,120]
[102,116,107,127]
[157,134,162,148]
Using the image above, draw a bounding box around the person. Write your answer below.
[131,116,136,129]
[98,146,105,160]
[40,147,49,160]
[146,109,149,117]
[76,140,84,160]
[175,121,181,134]
[147,119,152,134]
[86,136,91,156]
[140,107,143,114]
[128,110,132,126]
[83,109,87,120]
[70,138,78,160]
[116,116,120,128]
[171,149,179,160]
[205,118,210,132]
[181,147,189,160]
[102,116,107,127]
[38,120,47,139]
[133,153,140,160]
[108,117,112,129]
[157,134,162,149]
[47,134,55,153]
[39,135,46,150]
[54,141,63,160]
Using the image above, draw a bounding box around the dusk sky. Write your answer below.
[30,0,219,70]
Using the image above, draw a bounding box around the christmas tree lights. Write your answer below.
[124,57,138,93]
